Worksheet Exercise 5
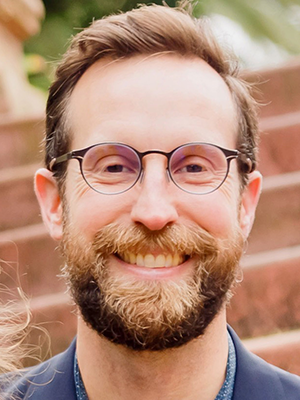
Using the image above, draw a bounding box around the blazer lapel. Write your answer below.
[15,339,77,400]
[229,327,286,400]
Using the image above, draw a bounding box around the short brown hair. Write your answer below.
[46,3,258,190]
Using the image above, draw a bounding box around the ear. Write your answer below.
[34,168,63,241]
[239,171,262,238]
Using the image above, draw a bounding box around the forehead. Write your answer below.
[68,54,238,150]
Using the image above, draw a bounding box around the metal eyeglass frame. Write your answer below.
[48,142,254,195]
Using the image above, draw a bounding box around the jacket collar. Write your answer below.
[8,328,295,399]
[7,338,77,400]
[229,326,286,400]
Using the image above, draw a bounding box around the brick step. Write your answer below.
[2,168,300,252]
[0,114,44,170]
[24,282,300,372]
[0,163,41,231]
[25,291,300,375]
[2,218,300,341]
[0,61,297,170]
[0,224,64,298]
[246,57,300,118]
[244,329,300,376]
[0,109,298,179]
[1,131,300,232]
[1,165,300,296]
[228,245,300,339]
[259,112,300,177]
[0,107,299,232]
[248,170,300,254]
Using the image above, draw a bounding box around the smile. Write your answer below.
[117,252,189,268]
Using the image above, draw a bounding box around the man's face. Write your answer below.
[49,55,255,350]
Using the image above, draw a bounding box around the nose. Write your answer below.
[130,160,178,231]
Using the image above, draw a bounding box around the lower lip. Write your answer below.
[109,254,193,280]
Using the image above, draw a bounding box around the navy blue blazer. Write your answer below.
[2,327,300,399]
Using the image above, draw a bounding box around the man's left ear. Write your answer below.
[240,171,262,237]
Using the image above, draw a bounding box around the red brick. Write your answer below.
[244,329,300,375]
[228,246,300,339]
[259,113,300,176]
[0,164,41,231]
[246,58,300,118]
[0,114,44,169]
[248,171,300,253]
[0,224,65,298]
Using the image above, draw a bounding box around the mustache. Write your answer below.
[90,222,233,258]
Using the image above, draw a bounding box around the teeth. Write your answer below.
[155,254,166,267]
[165,254,173,267]
[129,253,136,264]
[144,254,155,268]
[136,254,144,267]
[123,253,130,263]
[172,254,180,267]
[120,252,184,268]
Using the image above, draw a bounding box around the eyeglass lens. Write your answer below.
[82,144,141,194]
[81,143,229,194]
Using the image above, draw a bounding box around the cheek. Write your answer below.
[179,188,240,239]
[66,191,132,240]
[64,165,130,238]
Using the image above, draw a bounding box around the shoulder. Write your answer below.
[0,339,77,400]
[228,326,300,400]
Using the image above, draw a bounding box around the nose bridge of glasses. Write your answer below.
[138,150,170,185]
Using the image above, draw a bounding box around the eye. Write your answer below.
[180,164,205,173]
[105,163,132,173]
[173,156,209,174]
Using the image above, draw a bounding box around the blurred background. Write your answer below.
[24,0,300,91]
[1,0,300,373]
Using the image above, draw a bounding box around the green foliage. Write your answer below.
[24,0,300,91]
[194,0,300,54]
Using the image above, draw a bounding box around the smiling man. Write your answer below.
[3,3,300,400]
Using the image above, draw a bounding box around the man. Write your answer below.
[2,3,300,399]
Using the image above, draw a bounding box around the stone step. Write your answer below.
[1,123,300,232]
[0,163,41,231]
[248,170,300,254]
[246,57,300,118]
[244,329,300,376]
[2,218,300,342]
[228,245,300,339]
[0,114,44,169]
[0,107,299,232]
[0,223,64,298]
[1,167,300,252]
[259,112,300,177]
[0,110,298,176]
[1,167,300,297]
[0,60,297,171]
[0,214,300,304]
[24,285,300,375]
[25,294,300,376]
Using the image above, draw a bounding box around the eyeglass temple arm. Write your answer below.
[238,152,255,173]
[49,153,71,171]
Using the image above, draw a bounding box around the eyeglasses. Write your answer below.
[49,142,253,195]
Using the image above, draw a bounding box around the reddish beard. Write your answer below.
[60,222,244,351]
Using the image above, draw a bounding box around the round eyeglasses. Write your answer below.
[49,142,253,195]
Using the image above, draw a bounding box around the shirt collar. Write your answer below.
[74,331,236,400]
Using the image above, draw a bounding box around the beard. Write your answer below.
[60,221,244,351]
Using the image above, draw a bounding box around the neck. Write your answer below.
[76,311,229,400]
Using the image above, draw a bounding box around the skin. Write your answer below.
[35,54,262,400]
